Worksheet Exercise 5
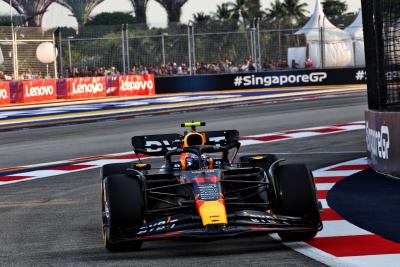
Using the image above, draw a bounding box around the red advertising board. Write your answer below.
[0,81,11,105]
[65,77,107,99]
[17,79,57,103]
[112,74,155,97]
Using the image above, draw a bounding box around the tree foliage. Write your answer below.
[86,12,136,25]
[227,0,262,25]
[212,3,231,21]
[322,0,348,21]
[281,0,308,27]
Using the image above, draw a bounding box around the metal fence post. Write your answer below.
[319,26,323,68]
[256,18,261,72]
[53,32,58,78]
[248,28,254,63]
[67,36,73,72]
[321,26,325,68]
[191,25,196,75]
[353,39,357,66]
[9,0,18,80]
[125,24,130,73]
[161,33,166,65]
[57,28,63,77]
[253,28,257,71]
[187,24,192,75]
[14,28,19,80]
[121,24,126,74]
[278,22,282,62]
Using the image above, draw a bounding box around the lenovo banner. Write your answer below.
[111,74,155,97]
[365,109,400,178]
[17,79,57,103]
[65,77,107,99]
[0,81,10,105]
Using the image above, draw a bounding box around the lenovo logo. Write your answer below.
[0,89,8,99]
[72,83,104,94]
[120,80,154,91]
[25,85,54,97]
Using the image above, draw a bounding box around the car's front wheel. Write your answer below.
[274,164,321,241]
[102,174,144,251]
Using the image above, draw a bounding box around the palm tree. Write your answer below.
[129,0,148,24]
[265,0,287,25]
[56,0,105,27]
[228,0,262,25]
[193,12,211,24]
[282,0,308,27]
[154,0,188,25]
[5,0,53,26]
[212,3,231,21]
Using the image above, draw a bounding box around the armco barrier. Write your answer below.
[0,81,11,105]
[155,68,367,93]
[17,79,57,104]
[366,110,400,178]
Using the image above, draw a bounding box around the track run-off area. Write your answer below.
[3,86,399,266]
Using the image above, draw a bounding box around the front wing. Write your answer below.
[107,210,321,243]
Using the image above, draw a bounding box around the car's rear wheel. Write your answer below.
[102,163,133,178]
[274,164,321,241]
[102,174,144,251]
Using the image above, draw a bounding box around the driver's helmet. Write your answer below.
[182,153,215,170]
[180,131,221,170]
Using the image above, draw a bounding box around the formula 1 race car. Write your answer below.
[101,122,322,251]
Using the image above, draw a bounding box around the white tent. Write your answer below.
[294,0,354,68]
[345,10,365,66]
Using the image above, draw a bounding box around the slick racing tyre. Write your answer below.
[102,163,133,178]
[102,174,144,251]
[240,154,278,171]
[274,164,321,241]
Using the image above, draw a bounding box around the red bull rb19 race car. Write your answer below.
[101,122,322,251]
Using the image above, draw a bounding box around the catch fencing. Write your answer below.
[56,22,365,78]
[0,22,365,79]
[0,26,57,80]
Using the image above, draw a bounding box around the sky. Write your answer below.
[0,0,361,29]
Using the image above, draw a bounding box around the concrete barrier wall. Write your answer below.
[365,109,400,178]
[155,68,367,93]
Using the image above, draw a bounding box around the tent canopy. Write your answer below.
[345,10,363,39]
[295,0,352,42]
[293,0,354,68]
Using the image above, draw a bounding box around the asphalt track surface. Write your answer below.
[0,93,367,266]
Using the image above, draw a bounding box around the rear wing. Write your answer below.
[132,133,182,156]
[132,130,240,156]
